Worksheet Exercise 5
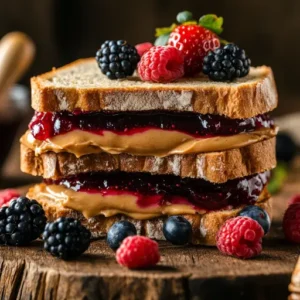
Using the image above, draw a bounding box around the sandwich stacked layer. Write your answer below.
[20,58,278,246]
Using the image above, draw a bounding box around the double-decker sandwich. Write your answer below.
[20,12,277,246]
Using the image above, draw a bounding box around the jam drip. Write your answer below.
[30,110,274,141]
[45,171,270,211]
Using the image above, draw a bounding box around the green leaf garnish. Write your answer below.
[155,23,177,37]
[267,162,288,195]
[154,34,170,46]
[176,11,194,24]
[182,21,198,26]
[199,14,224,35]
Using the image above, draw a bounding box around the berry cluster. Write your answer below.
[96,12,252,83]
[108,204,272,266]
[0,190,92,260]
[168,24,220,76]
[106,216,192,268]
[217,205,271,259]
[0,196,47,246]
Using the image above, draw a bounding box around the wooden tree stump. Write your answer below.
[0,163,299,299]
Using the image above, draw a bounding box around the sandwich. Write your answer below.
[20,14,278,246]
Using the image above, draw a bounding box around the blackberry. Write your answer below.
[0,197,47,246]
[203,44,251,81]
[43,217,91,260]
[96,40,140,79]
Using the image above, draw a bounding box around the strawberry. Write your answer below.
[155,13,223,76]
[168,24,220,76]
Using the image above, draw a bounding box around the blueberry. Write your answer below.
[238,206,271,234]
[163,216,192,245]
[276,132,297,163]
[107,221,137,250]
[176,11,193,24]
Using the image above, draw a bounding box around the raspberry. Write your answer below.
[138,46,184,83]
[288,194,300,206]
[0,189,20,207]
[168,24,220,76]
[135,42,153,57]
[283,203,300,243]
[116,236,160,268]
[216,216,264,259]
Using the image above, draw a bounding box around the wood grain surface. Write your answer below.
[0,162,299,300]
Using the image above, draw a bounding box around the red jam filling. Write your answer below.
[29,110,274,141]
[44,171,270,212]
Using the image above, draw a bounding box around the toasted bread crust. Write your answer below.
[27,184,271,246]
[31,59,278,118]
[20,137,276,183]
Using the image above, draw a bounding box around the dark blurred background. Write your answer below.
[0,0,298,115]
[0,0,299,182]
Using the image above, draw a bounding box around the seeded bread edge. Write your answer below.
[31,58,278,119]
[20,137,276,183]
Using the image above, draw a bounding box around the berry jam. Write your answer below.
[29,110,274,141]
[45,171,270,211]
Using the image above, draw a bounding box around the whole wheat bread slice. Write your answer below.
[21,137,276,183]
[31,58,278,118]
[27,184,271,246]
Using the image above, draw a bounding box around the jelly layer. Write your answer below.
[42,171,270,219]
[29,110,274,140]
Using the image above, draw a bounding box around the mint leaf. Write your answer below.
[199,14,224,35]
[155,24,177,37]
[267,163,288,194]
[154,33,170,46]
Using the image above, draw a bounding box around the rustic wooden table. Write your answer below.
[0,164,299,300]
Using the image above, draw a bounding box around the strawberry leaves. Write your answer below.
[154,12,224,46]
[155,24,177,46]
[199,14,224,35]
[155,24,177,38]
[154,34,171,46]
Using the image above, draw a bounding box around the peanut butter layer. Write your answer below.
[21,127,278,158]
[28,183,202,219]
[28,183,269,221]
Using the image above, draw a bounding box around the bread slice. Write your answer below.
[27,184,271,246]
[21,137,276,183]
[31,58,278,119]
